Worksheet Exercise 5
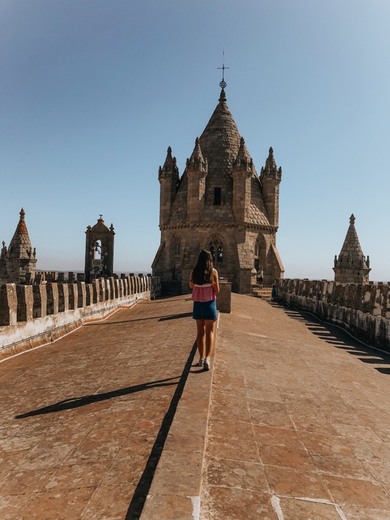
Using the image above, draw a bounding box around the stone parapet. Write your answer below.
[278,279,390,351]
[0,275,159,357]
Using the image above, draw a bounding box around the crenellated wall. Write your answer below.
[0,274,161,358]
[278,279,390,351]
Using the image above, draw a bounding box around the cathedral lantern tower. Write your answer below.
[152,79,284,294]
[84,216,115,282]
[333,214,370,284]
[0,208,37,284]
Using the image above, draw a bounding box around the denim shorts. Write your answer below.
[193,300,217,321]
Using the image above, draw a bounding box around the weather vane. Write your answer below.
[218,51,229,90]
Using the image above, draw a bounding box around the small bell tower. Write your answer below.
[84,215,115,282]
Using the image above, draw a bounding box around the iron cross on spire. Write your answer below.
[218,54,229,90]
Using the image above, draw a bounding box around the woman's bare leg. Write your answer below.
[204,319,216,368]
[196,319,206,359]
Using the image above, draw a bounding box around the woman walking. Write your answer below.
[189,250,220,371]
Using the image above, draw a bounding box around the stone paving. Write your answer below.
[0,296,198,520]
[199,294,390,520]
[1,293,390,519]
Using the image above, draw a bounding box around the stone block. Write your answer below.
[217,280,231,313]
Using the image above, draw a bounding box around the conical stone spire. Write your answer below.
[8,208,34,259]
[198,89,241,179]
[4,208,37,283]
[333,214,370,284]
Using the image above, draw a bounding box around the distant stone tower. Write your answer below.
[333,214,370,284]
[152,85,284,294]
[84,216,115,282]
[0,208,37,284]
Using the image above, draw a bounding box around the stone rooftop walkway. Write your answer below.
[1,294,390,519]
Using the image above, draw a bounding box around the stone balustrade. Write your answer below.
[278,279,390,351]
[0,274,161,357]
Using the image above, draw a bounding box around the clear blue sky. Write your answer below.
[1,0,389,281]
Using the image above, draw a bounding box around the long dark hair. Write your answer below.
[192,250,214,285]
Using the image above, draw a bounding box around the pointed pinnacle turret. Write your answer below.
[159,146,179,182]
[338,214,366,262]
[333,214,370,283]
[260,147,282,181]
[233,137,253,171]
[186,138,208,172]
[8,208,34,259]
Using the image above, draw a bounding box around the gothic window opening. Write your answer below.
[93,240,102,261]
[174,238,181,256]
[213,187,222,205]
[254,236,265,282]
[209,239,224,267]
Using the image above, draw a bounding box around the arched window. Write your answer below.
[93,240,102,260]
[254,235,265,280]
[209,239,224,267]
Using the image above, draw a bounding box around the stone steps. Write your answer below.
[252,285,272,299]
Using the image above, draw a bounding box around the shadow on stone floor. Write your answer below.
[15,376,181,418]
[273,302,390,374]
[125,341,197,520]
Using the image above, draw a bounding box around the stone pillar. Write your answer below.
[58,283,69,312]
[33,284,47,318]
[92,280,100,304]
[46,283,59,315]
[0,284,18,326]
[77,282,86,308]
[118,278,124,297]
[68,283,78,310]
[217,280,232,313]
[16,285,34,322]
[104,278,111,301]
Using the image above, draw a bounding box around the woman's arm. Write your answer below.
[212,268,220,293]
[189,271,194,289]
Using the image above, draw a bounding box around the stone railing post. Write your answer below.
[0,284,18,326]
[33,284,47,318]
[46,283,59,316]
[16,285,34,322]
[77,282,86,308]
[68,283,78,310]
[217,280,232,313]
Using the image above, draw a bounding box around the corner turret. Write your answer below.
[186,138,208,223]
[260,147,282,227]
[232,137,254,222]
[158,146,179,227]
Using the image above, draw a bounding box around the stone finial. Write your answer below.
[219,88,226,103]
[350,214,355,225]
